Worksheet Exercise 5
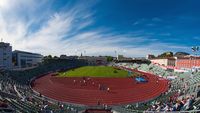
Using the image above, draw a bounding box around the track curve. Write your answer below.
[32,67,169,106]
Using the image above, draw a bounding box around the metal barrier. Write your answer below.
[144,110,200,113]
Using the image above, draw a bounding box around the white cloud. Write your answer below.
[0,0,189,57]
[132,19,145,26]
[146,23,155,26]
[193,37,200,40]
[133,21,140,25]
[152,17,162,22]
[159,33,171,36]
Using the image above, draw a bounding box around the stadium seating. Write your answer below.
[115,63,200,112]
[0,59,87,113]
[1,61,200,112]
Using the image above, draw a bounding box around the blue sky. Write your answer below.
[0,0,200,57]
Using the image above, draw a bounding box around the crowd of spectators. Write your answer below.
[115,63,200,112]
[0,59,87,113]
[146,95,196,112]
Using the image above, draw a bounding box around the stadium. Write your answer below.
[1,57,200,113]
[1,0,200,113]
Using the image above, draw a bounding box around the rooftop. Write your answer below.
[13,50,42,56]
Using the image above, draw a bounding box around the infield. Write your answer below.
[58,66,128,77]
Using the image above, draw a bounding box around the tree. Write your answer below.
[157,52,173,58]
[106,56,113,62]
[42,55,53,63]
[47,55,52,59]
[53,56,59,59]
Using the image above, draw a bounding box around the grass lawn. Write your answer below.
[58,66,128,77]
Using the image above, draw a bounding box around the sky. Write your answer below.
[0,0,200,57]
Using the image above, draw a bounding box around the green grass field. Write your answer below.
[58,66,128,77]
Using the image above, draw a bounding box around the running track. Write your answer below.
[32,67,169,106]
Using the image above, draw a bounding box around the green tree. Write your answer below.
[106,56,113,62]
[157,52,173,58]
[42,55,53,63]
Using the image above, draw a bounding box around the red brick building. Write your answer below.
[176,56,200,69]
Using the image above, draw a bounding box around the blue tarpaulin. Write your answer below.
[135,76,147,83]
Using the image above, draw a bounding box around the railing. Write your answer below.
[13,85,23,98]
[0,90,18,99]
[144,110,200,113]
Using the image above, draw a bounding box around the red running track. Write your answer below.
[32,67,169,106]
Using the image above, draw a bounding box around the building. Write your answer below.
[60,54,68,59]
[117,55,133,61]
[117,55,124,60]
[146,54,155,59]
[79,56,107,65]
[150,57,176,67]
[60,55,78,60]
[176,56,200,69]
[0,42,12,69]
[12,50,43,69]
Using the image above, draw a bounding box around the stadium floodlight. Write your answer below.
[197,46,199,51]
[191,46,199,52]
[191,46,195,52]
[191,46,199,54]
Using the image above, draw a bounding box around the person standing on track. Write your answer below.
[73,80,76,85]
[107,87,110,92]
